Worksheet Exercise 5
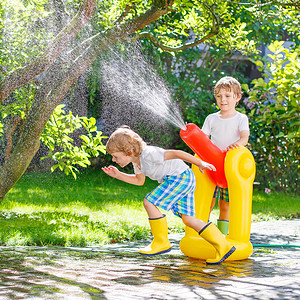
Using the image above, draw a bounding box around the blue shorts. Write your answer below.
[145,168,196,218]
[213,186,229,202]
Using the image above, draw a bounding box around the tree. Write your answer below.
[137,0,300,154]
[0,0,298,201]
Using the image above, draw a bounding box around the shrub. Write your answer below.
[244,41,299,193]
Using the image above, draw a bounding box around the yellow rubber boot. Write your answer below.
[199,222,235,265]
[139,215,171,256]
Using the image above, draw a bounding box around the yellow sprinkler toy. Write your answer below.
[180,123,256,261]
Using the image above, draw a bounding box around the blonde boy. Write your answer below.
[102,125,236,265]
[202,76,250,234]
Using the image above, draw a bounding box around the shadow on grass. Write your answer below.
[0,210,149,247]
[5,170,156,209]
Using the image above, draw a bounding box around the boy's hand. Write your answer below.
[102,166,120,178]
[226,143,240,151]
[198,161,216,173]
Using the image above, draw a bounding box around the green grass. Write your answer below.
[251,190,300,221]
[0,170,183,247]
[0,170,299,247]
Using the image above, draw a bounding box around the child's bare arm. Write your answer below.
[164,150,216,173]
[227,130,250,150]
[102,166,145,186]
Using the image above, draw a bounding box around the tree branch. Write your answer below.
[115,5,136,25]
[275,0,300,8]
[131,3,219,52]
[0,0,97,104]
[133,31,211,51]
[225,0,300,7]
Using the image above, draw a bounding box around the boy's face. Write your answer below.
[111,151,133,168]
[215,88,241,113]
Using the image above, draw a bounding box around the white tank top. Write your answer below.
[133,145,188,183]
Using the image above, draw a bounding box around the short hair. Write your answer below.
[214,76,242,97]
[106,126,145,157]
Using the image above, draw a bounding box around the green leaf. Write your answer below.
[255,60,264,68]
[80,135,90,144]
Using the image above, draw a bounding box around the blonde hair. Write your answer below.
[106,126,145,157]
[214,76,242,97]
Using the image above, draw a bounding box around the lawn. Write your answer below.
[0,169,299,247]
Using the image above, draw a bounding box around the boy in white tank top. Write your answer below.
[202,76,250,234]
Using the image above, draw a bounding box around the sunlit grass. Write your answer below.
[252,190,299,221]
[0,170,298,246]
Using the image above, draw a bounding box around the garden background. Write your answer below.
[0,0,299,246]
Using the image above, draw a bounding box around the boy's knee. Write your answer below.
[181,215,193,227]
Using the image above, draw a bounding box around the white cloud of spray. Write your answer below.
[100,43,186,132]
